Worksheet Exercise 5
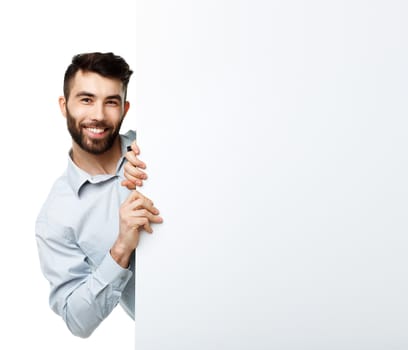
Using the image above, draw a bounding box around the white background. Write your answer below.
[134,1,408,349]
[1,1,136,349]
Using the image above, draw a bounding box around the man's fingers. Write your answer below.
[129,216,156,234]
[123,190,144,205]
[129,217,152,234]
[132,208,163,223]
[143,221,153,234]
[121,179,137,190]
[129,198,160,216]
[123,172,143,187]
[131,141,140,155]
[125,151,146,170]
[122,142,147,189]
[124,162,147,183]
[124,191,159,214]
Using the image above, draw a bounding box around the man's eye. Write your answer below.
[81,98,92,103]
[106,100,119,106]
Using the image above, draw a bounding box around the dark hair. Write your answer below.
[63,52,133,100]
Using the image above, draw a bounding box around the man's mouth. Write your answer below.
[83,126,109,138]
[86,127,105,134]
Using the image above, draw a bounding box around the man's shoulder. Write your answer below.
[35,170,79,239]
[46,171,74,199]
[36,172,75,220]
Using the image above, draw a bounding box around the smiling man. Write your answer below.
[35,52,163,338]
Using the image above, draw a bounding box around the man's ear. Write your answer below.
[59,96,67,118]
[123,101,130,118]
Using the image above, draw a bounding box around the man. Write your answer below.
[35,52,163,338]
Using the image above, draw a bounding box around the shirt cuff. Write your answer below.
[95,252,133,289]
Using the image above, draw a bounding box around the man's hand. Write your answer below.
[111,190,163,268]
[121,141,148,190]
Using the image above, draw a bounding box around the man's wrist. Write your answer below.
[110,242,133,268]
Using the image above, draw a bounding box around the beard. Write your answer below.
[66,107,124,155]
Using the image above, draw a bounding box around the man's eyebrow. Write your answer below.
[75,91,95,98]
[105,94,122,102]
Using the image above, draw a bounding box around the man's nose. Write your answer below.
[93,103,105,120]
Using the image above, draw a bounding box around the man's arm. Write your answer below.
[35,192,162,338]
[35,219,132,338]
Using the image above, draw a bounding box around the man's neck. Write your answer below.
[70,137,122,176]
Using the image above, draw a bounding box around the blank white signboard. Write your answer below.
[134,1,408,349]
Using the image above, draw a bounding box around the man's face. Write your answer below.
[60,70,129,155]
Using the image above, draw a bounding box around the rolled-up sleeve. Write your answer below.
[35,217,132,338]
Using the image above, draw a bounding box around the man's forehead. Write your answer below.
[70,70,125,94]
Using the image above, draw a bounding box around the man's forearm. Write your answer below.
[58,252,133,338]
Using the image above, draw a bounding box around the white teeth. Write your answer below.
[87,128,104,134]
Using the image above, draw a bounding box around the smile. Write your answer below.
[86,127,106,134]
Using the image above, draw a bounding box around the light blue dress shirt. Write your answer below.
[35,130,136,338]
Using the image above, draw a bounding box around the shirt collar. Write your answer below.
[66,130,136,197]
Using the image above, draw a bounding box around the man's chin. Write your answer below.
[81,139,111,155]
